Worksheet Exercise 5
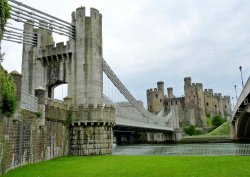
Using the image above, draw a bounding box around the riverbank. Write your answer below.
[180,135,231,143]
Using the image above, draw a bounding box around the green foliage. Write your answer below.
[211,115,225,127]
[183,124,196,136]
[35,111,43,118]
[2,156,250,177]
[0,69,16,116]
[1,136,8,174]
[0,0,11,39]
[206,117,212,126]
[208,122,230,136]
[65,110,72,127]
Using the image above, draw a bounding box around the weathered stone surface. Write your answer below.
[147,78,232,128]
[0,110,69,174]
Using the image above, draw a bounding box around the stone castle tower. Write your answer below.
[22,7,103,107]
[146,81,164,114]
[184,77,206,127]
[147,77,231,127]
[21,7,115,155]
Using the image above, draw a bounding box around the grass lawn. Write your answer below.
[2,156,250,177]
[208,122,230,136]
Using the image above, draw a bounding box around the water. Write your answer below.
[112,143,250,156]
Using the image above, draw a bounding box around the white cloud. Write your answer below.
[1,0,250,106]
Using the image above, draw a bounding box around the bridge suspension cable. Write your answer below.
[7,0,75,38]
[1,24,37,45]
[102,58,157,119]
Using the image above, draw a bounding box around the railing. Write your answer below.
[45,98,68,110]
[103,94,175,131]
[112,144,250,156]
[20,91,38,112]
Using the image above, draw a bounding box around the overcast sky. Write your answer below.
[1,0,250,107]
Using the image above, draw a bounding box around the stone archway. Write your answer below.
[47,80,67,99]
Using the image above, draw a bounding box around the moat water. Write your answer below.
[112,143,250,156]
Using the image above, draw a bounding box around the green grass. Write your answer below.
[208,122,230,136]
[3,156,250,177]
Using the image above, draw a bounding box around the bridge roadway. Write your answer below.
[102,94,175,132]
[231,76,250,140]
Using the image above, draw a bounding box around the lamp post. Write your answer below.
[234,85,238,100]
[232,97,234,109]
[239,66,244,88]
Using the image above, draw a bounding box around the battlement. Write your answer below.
[190,83,203,90]
[204,88,214,95]
[45,97,69,110]
[214,93,222,97]
[147,88,160,93]
[223,95,231,101]
[37,42,72,59]
[73,103,116,122]
[72,7,102,22]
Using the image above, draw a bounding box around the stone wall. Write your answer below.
[148,78,232,128]
[0,110,69,174]
[70,123,113,155]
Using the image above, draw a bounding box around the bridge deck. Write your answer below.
[232,77,250,122]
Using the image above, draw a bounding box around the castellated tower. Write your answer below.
[204,89,214,117]
[167,87,174,98]
[147,81,164,114]
[223,96,232,119]
[183,77,206,127]
[21,8,103,107]
[21,7,115,156]
[147,77,231,129]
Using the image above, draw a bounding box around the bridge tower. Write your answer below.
[21,7,115,155]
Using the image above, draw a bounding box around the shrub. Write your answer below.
[0,0,11,39]
[35,111,43,118]
[211,115,225,127]
[184,124,196,136]
[0,69,16,116]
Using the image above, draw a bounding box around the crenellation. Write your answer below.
[147,77,232,128]
[90,8,101,20]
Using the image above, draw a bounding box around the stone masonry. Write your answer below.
[20,7,115,156]
[147,77,232,128]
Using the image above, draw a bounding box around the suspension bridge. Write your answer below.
[1,0,180,155]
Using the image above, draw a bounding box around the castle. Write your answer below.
[147,77,232,127]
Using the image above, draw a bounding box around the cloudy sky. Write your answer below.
[1,0,250,107]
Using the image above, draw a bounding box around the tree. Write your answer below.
[0,0,11,38]
[211,115,225,127]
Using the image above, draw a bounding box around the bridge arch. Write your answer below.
[50,82,68,100]
[237,111,250,139]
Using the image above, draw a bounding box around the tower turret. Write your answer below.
[147,81,164,114]
[167,87,174,98]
